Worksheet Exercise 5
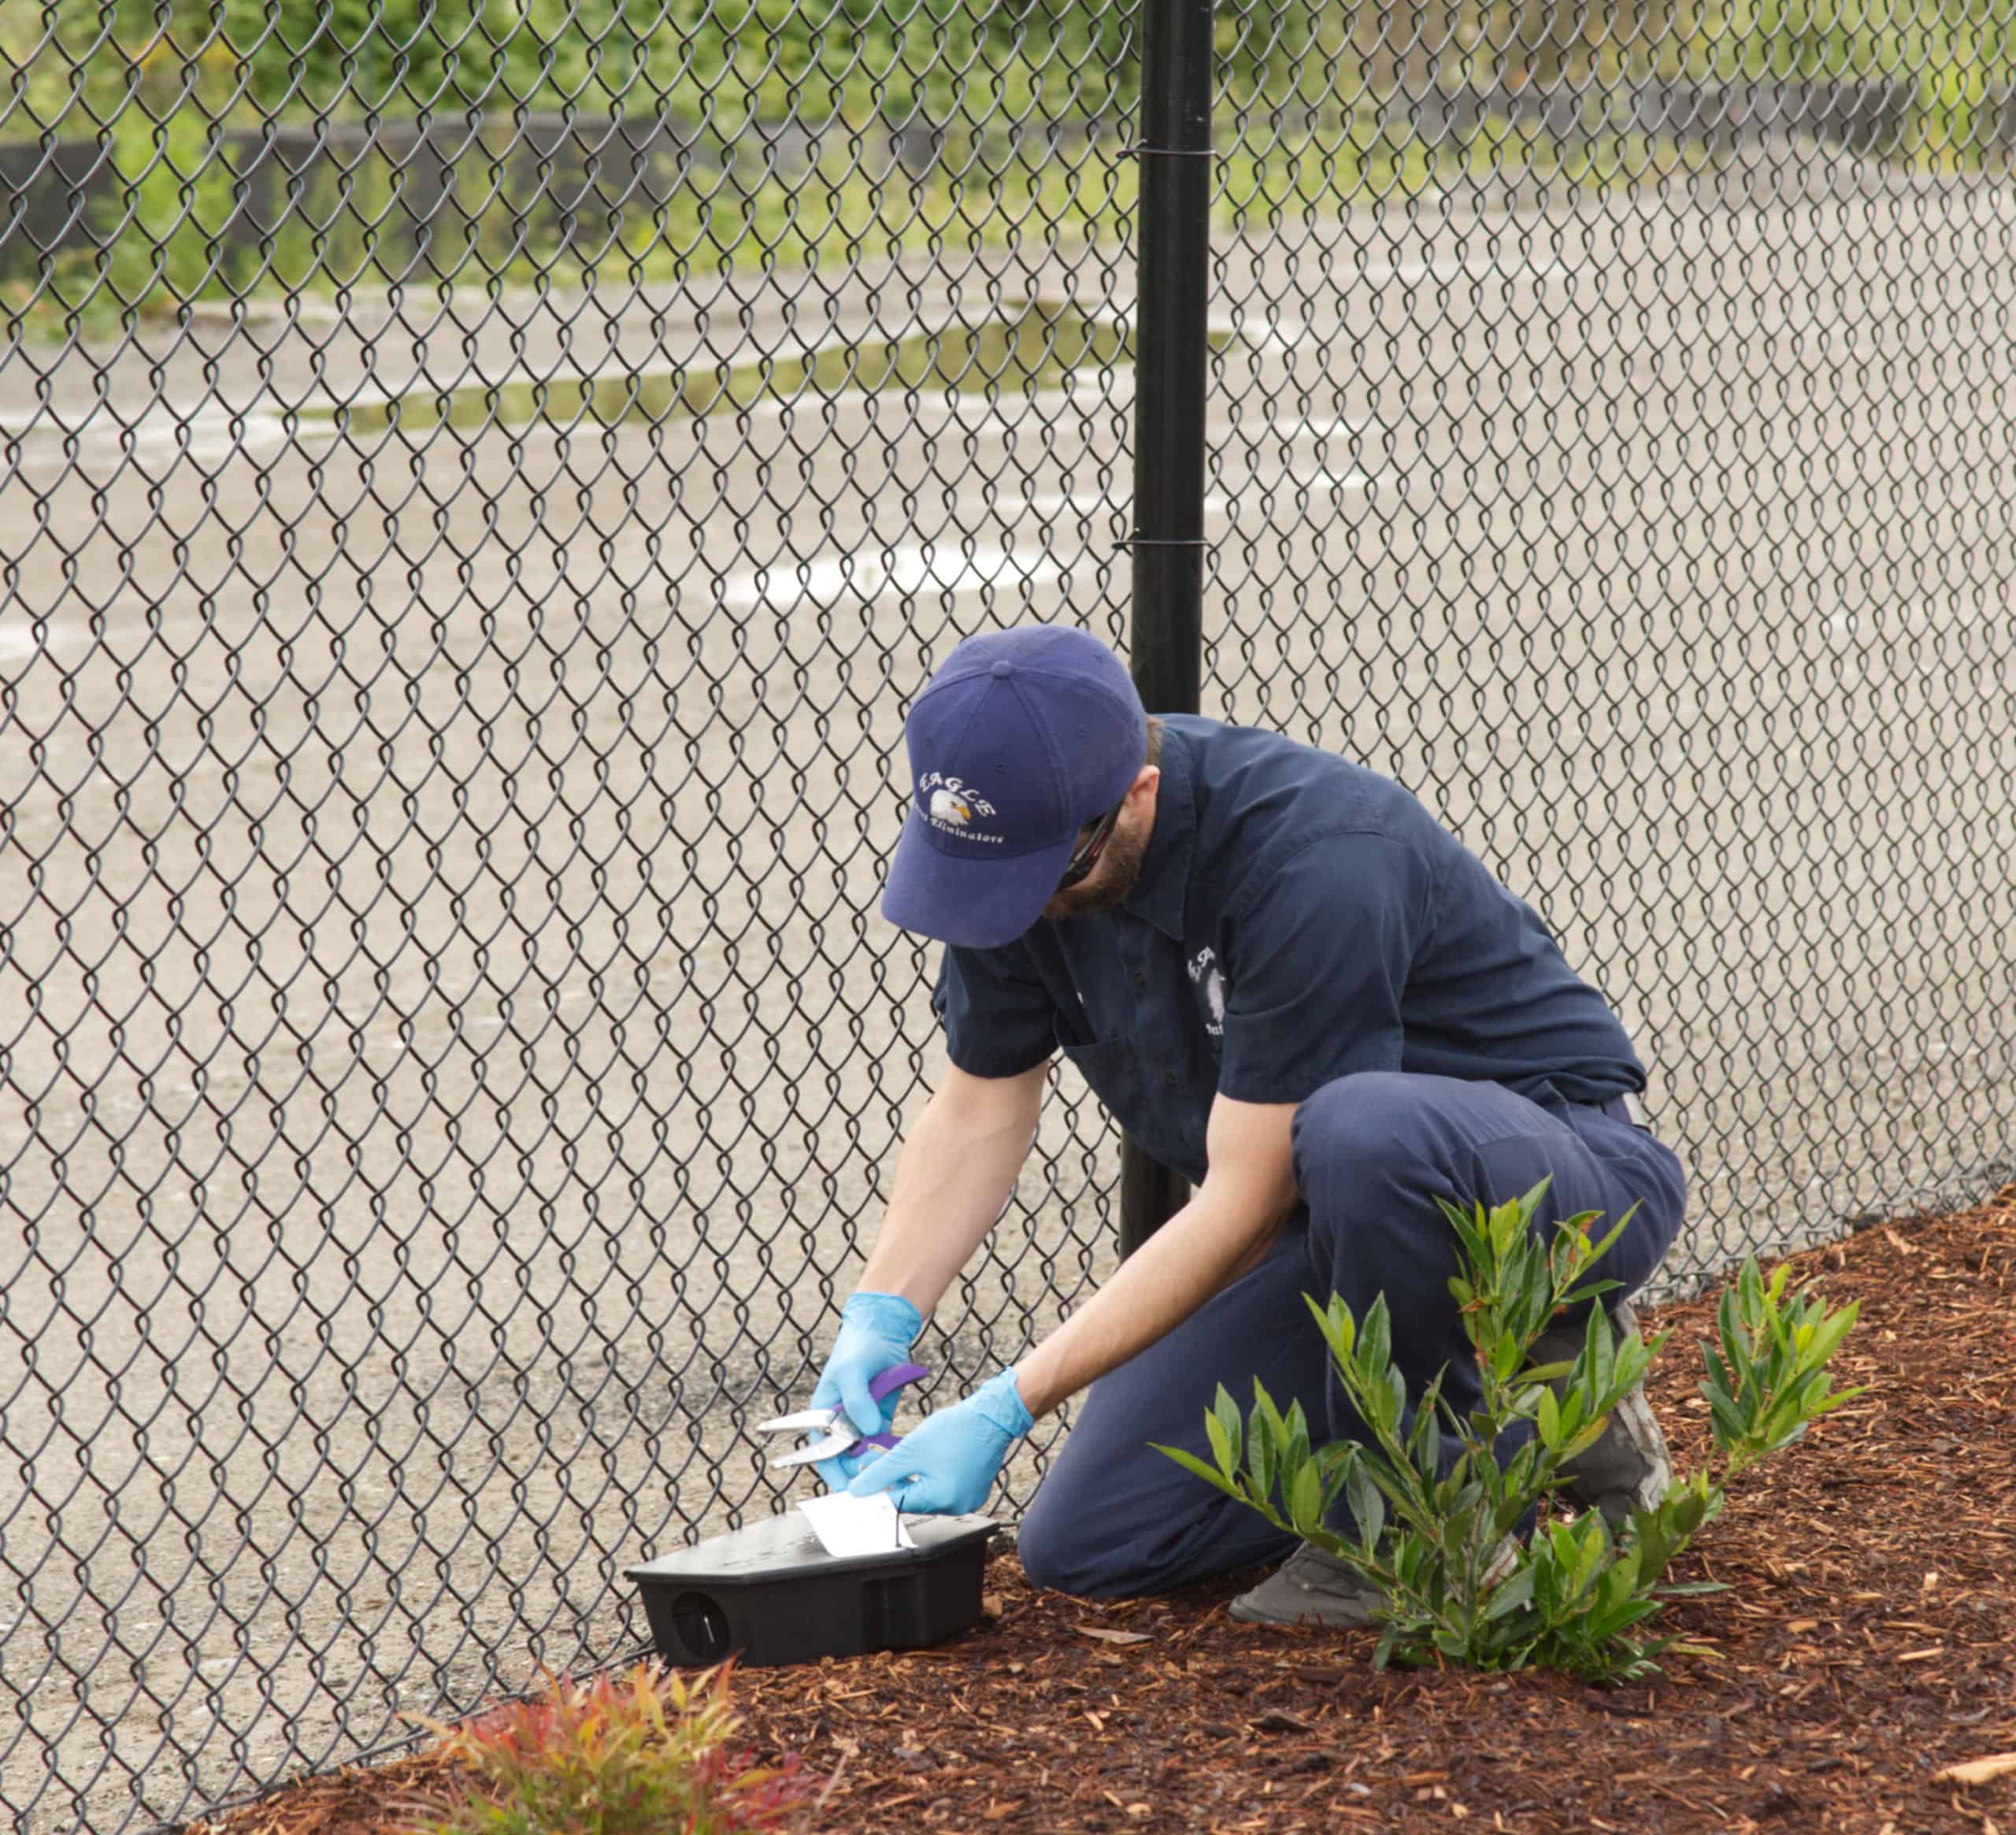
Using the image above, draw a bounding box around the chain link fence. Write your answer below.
[4,2,2014,1829]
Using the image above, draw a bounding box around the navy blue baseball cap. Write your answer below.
[883,626,1149,948]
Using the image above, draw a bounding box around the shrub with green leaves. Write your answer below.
[1157,1180,1863,1680]
[402,1660,808,1835]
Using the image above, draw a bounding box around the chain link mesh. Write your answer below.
[2,2,2012,1829]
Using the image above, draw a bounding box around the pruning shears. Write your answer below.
[755,1362,931,1469]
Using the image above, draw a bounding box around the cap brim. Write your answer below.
[880,810,1075,948]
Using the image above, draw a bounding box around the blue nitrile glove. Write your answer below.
[808,1289,925,1489]
[846,1368,1034,1516]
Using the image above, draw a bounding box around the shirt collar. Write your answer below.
[1122,719,1195,940]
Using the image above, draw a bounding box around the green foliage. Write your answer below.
[6,0,2011,335]
[102,99,253,314]
[9,1,1150,136]
[12,0,2008,151]
[1156,1181,1864,1680]
[403,1660,808,1835]
[1699,1251,1865,1478]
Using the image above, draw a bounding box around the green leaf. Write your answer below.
[1303,1291,1354,1368]
[1382,1364,1407,1434]
[1203,1406,1236,1485]
[1360,1293,1392,1385]
[1807,1384,1867,1417]
[1288,1455,1325,1534]
[1150,1442,1243,1499]
[1281,1397,1312,1471]
[1581,1211,1631,1271]
[1585,1303,1615,1397]
[1794,1300,1859,1373]
[1247,1388,1280,1504]
[1345,1463,1386,1550]
[1213,1385,1244,1474]
[1560,1417,1610,1462]
[1416,1406,1440,1481]
[1252,1381,1288,1447]
[1536,1385,1562,1450]
[1717,1290,1747,1384]
[1737,1257,1764,1321]
[1484,1563,1536,1621]
[1703,1388,1751,1448]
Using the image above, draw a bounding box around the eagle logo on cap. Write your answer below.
[917,770,999,839]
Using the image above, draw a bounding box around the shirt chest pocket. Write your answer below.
[1058,1035,1143,1121]
[1058,1032,1203,1181]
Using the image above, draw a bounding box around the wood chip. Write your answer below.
[186,1188,2016,1835]
[1934,1752,2016,1785]
[1253,1709,1317,1734]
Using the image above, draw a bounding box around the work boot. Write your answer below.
[1531,1295,1673,1527]
[1228,1541,1384,1629]
[1230,1537,1520,1629]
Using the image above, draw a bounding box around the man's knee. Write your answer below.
[1016,1484,1142,1598]
[1017,1470,1294,1600]
[1292,1070,1446,1218]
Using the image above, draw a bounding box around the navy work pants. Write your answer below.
[1015,1071,1688,1598]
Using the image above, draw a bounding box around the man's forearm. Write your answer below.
[1014,1093,1299,1415]
[1012,1185,1279,1414]
[857,1062,1046,1318]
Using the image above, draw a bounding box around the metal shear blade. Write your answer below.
[766,1425,890,1468]
[756,1361,929,1470]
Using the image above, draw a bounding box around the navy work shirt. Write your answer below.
[931,715,1645,1185]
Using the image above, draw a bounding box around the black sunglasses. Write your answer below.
[1056,799,1124,890]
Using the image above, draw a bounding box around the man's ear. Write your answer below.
[1125,764,1161,812]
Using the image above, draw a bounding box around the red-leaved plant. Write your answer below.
[400,1660,812,1835]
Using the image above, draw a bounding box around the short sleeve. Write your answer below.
[932,943,1059,1079]
[1214,833,1426,1105]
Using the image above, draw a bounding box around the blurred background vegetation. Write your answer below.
[6,0,2013,131]
[2,0,2012,328]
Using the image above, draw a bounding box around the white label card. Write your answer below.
[797,1490,917,1559]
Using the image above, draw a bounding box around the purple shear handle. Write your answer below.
[847,1361,931,1457]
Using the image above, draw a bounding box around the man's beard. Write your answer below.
[1040,815,1151,922]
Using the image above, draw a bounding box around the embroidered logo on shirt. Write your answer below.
[917,770,1003,843]
[1188,945,1227,1036]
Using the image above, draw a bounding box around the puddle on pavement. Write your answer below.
[316,301,1240,435]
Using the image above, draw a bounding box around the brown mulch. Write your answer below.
[184,1184,2016,1835]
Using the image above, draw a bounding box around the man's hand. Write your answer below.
[807,1290,923,1488]
[847,1369,1034,1515]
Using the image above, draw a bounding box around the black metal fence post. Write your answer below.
[1120,0,1214,1259]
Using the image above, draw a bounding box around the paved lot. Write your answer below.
[2,156,2014,1833]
